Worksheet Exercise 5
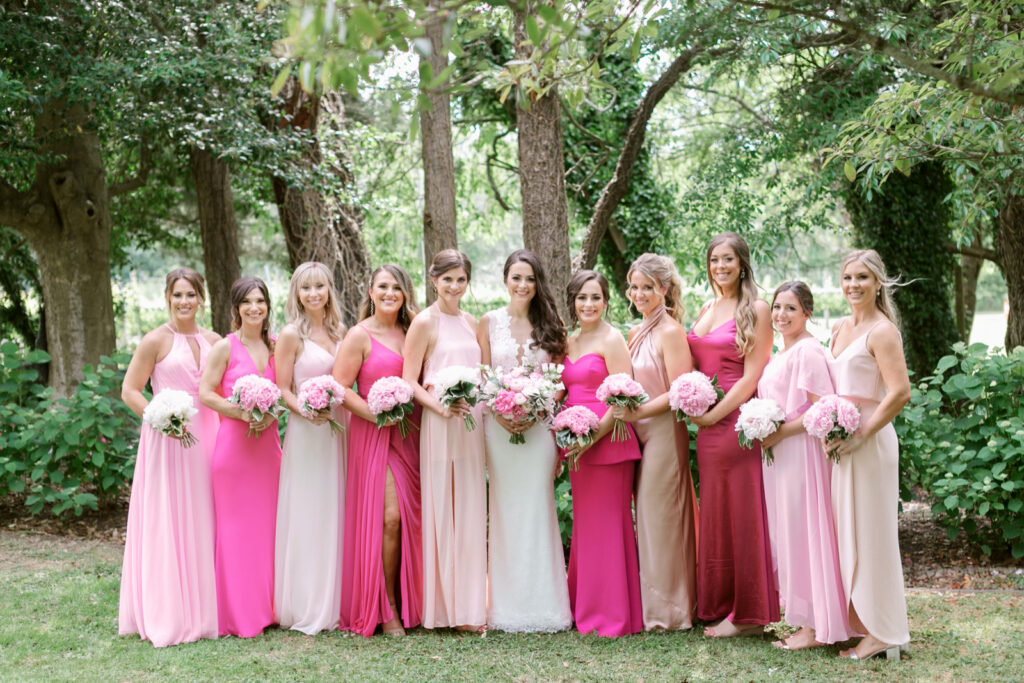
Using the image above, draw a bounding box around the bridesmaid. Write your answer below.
[686,232,778,637]
[478,250,572,633]
[274,262,347,635]
[826,250,911,660]
[336,264,423,637]
[561,270,643,637]
[199,277,282,638]
[403,249,487,632]
[758,282,850,649]
[617,254,698,631]
[119,267,220,647]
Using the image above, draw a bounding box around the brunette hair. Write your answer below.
[565,269,610,328]
[627,253,685,323]
[229,276,274,351]
[706,232,759,355]
[358,264,421,333]
[284,262,344,342]
[772,281,814,315]
[504,250,566,358]
[164,267,206,309]
[841,249,902,327]
[428,249,472,281]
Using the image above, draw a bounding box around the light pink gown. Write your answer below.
[119,326,218,647]
[211,333,281,638]
[759,337,851,643]
[827,320,910,646]
[419,309,487,628]
[274,339,346,634]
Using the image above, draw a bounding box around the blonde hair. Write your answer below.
[627,253,685,323]
[285,262,344,342]
[841,249,902,327]
[358,264,420,333]
[706,232,759,355]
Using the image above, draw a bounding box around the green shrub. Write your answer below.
[896,342,1024,558]
[0,343,138,516]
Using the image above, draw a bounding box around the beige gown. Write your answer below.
[629,306,699,630]
[827,320,910,646]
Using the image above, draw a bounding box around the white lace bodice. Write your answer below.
[487,308,548,371]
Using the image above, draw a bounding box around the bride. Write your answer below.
[478,249,572,633]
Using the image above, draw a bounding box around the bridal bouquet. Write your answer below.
[297,375,346,434]
[596,373,648,442]
[229,374,285,437]
[142,389,199,448]
[735,398,786,464]
[552,405,600,471]
[432,365,481,431]
[479,363,564,445]
[668,371,723,421]
[802,394,861,463]
[367,376,417,438]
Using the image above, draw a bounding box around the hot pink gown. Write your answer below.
[563,353,643,637]
[419,310,487,628]
[759,337,850,643]
[119,326,219,647]
[340,330,423,637]
[687,317,779,627]
[211,333,281,638]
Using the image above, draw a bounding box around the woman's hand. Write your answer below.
[824,432,864,459]
[441,398,471,419]
[760,430,783,450]
[496,414,534,434]
[245,411,276,434]
[613,406,643,423]
[690,412,717,428]
[306,410,331,426]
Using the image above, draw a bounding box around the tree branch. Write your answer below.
[943,240,1000,266]
[108,141,151,197]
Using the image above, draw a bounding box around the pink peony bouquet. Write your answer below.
[552,405,600,471]
[367,376,417,438]
[668,371,724,421]
[479,363,564,445]
[297,375,346,435]
[802,394,861,463]
[142,389,199,448]
[596,373,648,442]
[229,374,285,437]
[735,397,786,464]
[431,365,481,432]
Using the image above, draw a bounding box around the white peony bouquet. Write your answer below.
[142,389,199,448]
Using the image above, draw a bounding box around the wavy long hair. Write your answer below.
[358,264,420,333]
[627,253,685,323]
[284,262,344,342]
[841,249,902,327]
[706,232,759,355]
[565,269,610,329]
[229,276,274,351]
[503,250,566,359]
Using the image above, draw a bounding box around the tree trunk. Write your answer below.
[188,146,241,336]
[996,194,1024,350]
[420,0,458,304]
[954,232,984,343]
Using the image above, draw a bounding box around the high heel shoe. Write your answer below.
[848,643,900,661]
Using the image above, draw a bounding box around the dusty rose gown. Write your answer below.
[340,329,423,637]
[827,319,910,646]
[759,337,850,643]
[419,310,487,628]
[119,325,219,647]
[274,339,346,634]
[563,353,643,637]
[628,306,699,631]
[687,316,779,627]
[211,333,282,638]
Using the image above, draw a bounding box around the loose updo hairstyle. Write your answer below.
[504,250,566,359]
[164,267,206,311]
[428,248,472,282]
[358,264,421,333]
[627,253,685,323]
[771,281,814,316]
[229,276,274,351]
[841,249,902,327]
[285,261,344,342]
[565,269,610,329]
[706,232,759,355]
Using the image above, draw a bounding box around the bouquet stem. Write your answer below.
[463,413,477,432]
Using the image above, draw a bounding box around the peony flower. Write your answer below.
[142,389,199,448]
[735,397,785,464]
[479,363,564,444]
[596,373,648,442]
[228,375,285,437]
[367,376,417,438]
[668,371,724,420]
[552,405,600,470]
[432,365,481,431]
[297,375,346,434]
[802,394,861,462]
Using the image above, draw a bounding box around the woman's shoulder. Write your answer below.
[200,328,222,346]
[752,298,771,316]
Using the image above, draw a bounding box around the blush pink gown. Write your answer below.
[211,333,282,638]
[563,353,643,637]
[340,330,423,637]
[759,337,850,643]
[119,326,219,647]
[687,317,779,627]
[419,310,487,628]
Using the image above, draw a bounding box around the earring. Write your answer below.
[740,269,746,280]
[369,300,376,314]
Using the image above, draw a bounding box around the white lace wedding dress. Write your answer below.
[484,308,572,633]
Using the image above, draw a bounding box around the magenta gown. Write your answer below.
[340,331,423,637]
[687,318,779,627]
[119,326,219,647]
[563,353,643,637]
[759,337,850,643]
[211,333,282,638]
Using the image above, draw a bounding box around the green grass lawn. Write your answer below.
[1,531,1022,682]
